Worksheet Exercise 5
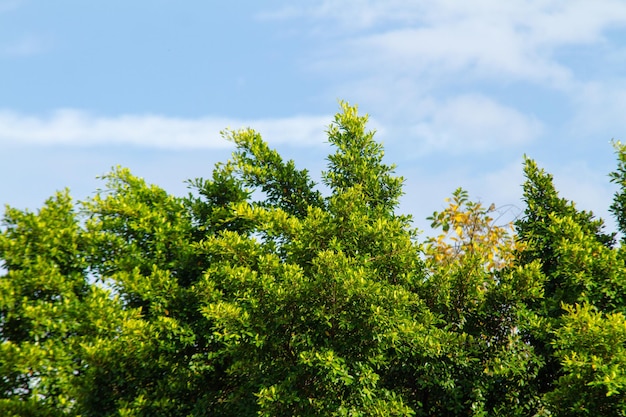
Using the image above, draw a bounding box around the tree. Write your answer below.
[420,187,544,415]
[0,191,134,416]
[548,303,626,415]
[3,102,626,415]
[192,103,429,415]
[0,102,430,415]
[610,140,626,241]
[515,153,626,415]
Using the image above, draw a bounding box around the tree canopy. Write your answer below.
[2,103,626,416]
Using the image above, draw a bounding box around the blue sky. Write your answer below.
[2,0,626,233]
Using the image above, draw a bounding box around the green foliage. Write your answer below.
[610,140,626,240]
[324,102,404,216]
[548,303,626,415]
[515,154,626,413]
[2,102,626,415]
[0,191,133,416]
[224,127,324,218]
[190,102,428,415]
[420,187,544,415]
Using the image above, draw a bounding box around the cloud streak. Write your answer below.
[0,109,332,149]
[409,94,543,154]
[303,1,626,88]
[272,0,626,157]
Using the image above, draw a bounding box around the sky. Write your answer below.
[1,0,626,234]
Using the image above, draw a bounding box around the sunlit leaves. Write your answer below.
[610,140,626,241]
[4,103,626,415]
[419,187,544,415]
[426,187,517,272]
[548,303,626,414]
[324,101,404,216]
[515,154,626,413]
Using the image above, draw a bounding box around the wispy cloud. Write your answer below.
[0,109,332,149]
[299,1,626,87]
[409,94,543,154]
[257,1,429,30]
[268,1,626,43]
[263,0,626,155]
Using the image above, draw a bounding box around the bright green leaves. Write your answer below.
[610,140,626,241]
[79,167,215,416]
[186,163,252,237]
[516,155,626,313]
[324,101,404,216]
[5,103,626,416]
[515,154,626,413]
[223,127,324,218]
[182,102,429,415]
[517,157,614,272]
[547,215,626,311]
[549,303,626,415]
[195,200,427,414]
[1,190,86,277]
[0,191,128,416]
[84,166,194,281]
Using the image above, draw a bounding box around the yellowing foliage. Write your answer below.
[426,188,518,273]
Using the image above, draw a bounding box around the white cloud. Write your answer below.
[409,94,542,154]
[344,23,569,86]
[0,109,332,149]
[264,0,626,158]
[274,1,626,42]
[278,1,626,91]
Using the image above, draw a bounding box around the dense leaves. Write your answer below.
[2,102,626,415]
